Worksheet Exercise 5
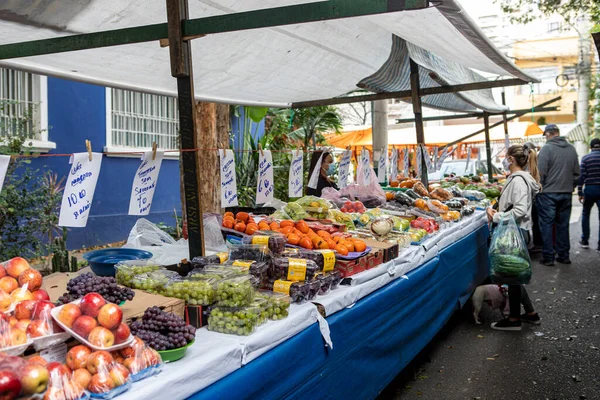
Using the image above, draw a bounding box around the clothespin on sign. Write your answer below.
[258,143,264,156]
[152,142,157,161]
[85,140,92,161]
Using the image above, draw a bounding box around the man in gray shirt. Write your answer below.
[537,125,580,266]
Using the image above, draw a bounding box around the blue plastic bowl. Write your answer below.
[83,248,153,276]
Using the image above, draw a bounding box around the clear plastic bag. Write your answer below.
[115,261,163,287]
[45,365,89,400]
[489,215,532,285]
[119,337,163,382]
[462,190,486,201]
[87,358,131,399]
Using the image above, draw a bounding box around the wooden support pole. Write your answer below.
[167,0,204,258]
[409,59,428,187]
[501,91,509,149]
[483,113,493,182]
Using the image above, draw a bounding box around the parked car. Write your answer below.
[428,159,502,181]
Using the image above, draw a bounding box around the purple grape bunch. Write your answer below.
[129,306,196,351]
[58,272,135,305]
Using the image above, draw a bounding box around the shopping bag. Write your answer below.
[489,214,532,285]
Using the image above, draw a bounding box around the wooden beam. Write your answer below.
[410,59,428,188]
[394,106,559,124]
[0,0,427,60]
[167,0,205,258]
[291,78,528,108]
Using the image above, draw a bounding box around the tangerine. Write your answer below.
[299,237,313,249]
[269,222,280,230]
[353,239,367,252]
[295,221,309,234]
[245,224,258,235]
[287,233,301,245]
[335,244,349,256]
[222,220,234,229]
[326,239,337,250]
[280,220,294,228]
[258,221,270,230]
[234,222,246,232]
[280,226,293,235]
[318,240,330,250]
[224,212,234,219]
[342,241,355,252]
[235,212,249,222]
[317,230,331,240]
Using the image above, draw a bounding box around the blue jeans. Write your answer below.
[581,185,600,246]
[537,193,572,261]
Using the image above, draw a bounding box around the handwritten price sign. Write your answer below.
[128,151,164,215]
[220,149,239,207]
[288,150,303,198]
[256,150,274,205]
[59,153,102,227]
[338,150,352,188]
[378,150,387,183]
[390,149,398,183]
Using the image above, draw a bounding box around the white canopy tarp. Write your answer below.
[0,0,538,107]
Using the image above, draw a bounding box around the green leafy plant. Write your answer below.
[496,0,599,25]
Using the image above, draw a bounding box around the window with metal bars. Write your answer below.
[0,68,45,141]
[108,88,179,150]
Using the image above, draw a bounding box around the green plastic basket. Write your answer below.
[382,187,408,192]
[157,340,194,362]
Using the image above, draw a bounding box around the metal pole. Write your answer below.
[409,59,428,187]
[167,0,204,258]
[483,113,493,182]
[501,91,509,149]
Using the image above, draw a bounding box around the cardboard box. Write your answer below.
[185,305,211,328]
[43,270,185,323]
[363,239,399,263]
[366,249,384,269]
[335,256,367,278]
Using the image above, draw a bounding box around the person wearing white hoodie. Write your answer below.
[486,145,542,331]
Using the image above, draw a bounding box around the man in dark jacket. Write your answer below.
[578,138,600,251]
[537,125,580,266]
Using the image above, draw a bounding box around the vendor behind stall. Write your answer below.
[307,151,338,197]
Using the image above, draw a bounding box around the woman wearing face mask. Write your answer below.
[486,145,542,331]
[307,151,338,197]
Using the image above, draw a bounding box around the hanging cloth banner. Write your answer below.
[377,149,387,183]
[403,147,410,175]
[59,153,103,227]
[432,146,438,172]
[415,146,422,178]
[219,149,238,207]
[308,152,324,189]
[289,150,303,198]
[128,150,164,215]
[357,148,371,185]
[390,148,398,183]
[256,150,274,205]
[0,155,10,193]
[421,145,433,173]
[338,150,352,188]
[465,147,472,172]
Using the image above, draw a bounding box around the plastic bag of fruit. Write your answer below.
[0,311,31,356]
[0,353,54,398]
[44,362,89,400]
[116,337,163,382]
[85,358,131,399]
[294,196,334,210]
[27,300,71,351]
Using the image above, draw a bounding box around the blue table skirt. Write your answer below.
[190,225,490,400]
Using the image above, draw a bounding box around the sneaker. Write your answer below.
[541,259,555,266]
[521,313,541,325]
[491,318,522,331]
[579,240,589,249]
[556,258,571,265]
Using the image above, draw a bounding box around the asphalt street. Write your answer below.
[379,200,600,400]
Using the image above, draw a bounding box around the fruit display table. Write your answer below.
[123,213,490,400]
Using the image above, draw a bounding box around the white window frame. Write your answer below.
[0,70,55,153]
[104,88,180,159]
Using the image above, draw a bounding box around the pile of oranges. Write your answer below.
[221,212,367,256]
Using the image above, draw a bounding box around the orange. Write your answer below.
[335,244,349,256]
[288,233,301,245]
[318,240,330,250]
[258,221,270,231]
[223,215,234,223]
[280,220,294,228]
[234,222,246,233]
[235,212,249,222]
[317,230,331,240]
[299,237,313,249]
[224,212,234,219]
[222,220,234,229]
[245,224,258,235]
[389,181,399,188]
[280,226,293,235]
[332,236,341,243]
[353,239,367,252]
[342,241,355,252]
[326,239,337,250]
[295,221,309,234]
[269,222,280,231]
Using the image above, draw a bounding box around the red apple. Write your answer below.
[72,316,97,338]
[119,346,135,359]
[142,347,160,366]
[5,257,30,279]
[14,300,37,320]
[10,327,27,345]
[27,356,48,367]
[72,368,92,390]
[17,269,42,292]
[18,362,49,395]
[10,288,33,304]
[31,301,55,321]
[88,373,114,394]
[31,290,50,302]
[14,319,31,332]
[88,327,114,348]
[0,265,6,279]
[66,345,92,370]
[7,316,18,327]
[97,304,122,330]
[57,304,82,329]
[43,386,64,400]
[0,291,11,312]
[109,363,129,386]
[79,293,106,318]
[0,370,21,400]
[0,277,18,294]
[112,323,130,345]
[26,320,51,338]
[122,357,142,373]
[46,362,71,380]
[86,351,113,375]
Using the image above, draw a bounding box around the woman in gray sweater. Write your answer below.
[486,145,542,331]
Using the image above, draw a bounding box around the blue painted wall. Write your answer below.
[230,107,266,151]
[30,78,181,250]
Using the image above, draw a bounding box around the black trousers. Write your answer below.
[509,285,535,319]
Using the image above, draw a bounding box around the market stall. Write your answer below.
[0,1,540,399]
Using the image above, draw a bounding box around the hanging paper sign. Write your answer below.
[403,147,409,175]
[59,153,103,227]
[390,149,398,183]
[256,150,274,205]
[128,151,164,215]
[338,150,352,188]
[437,146,453,170]
[0,155,10,193]
[504,134,510,151]
[377,150,387,183]
[289,150,303,198]
[308,152,324,189]
[415,146,422,178]
[477,146,482,162]
[219,149,238,207]
[465,147,471,172]
[358,149,371,185]
[421,145,434,172]
[432,146,438,172]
